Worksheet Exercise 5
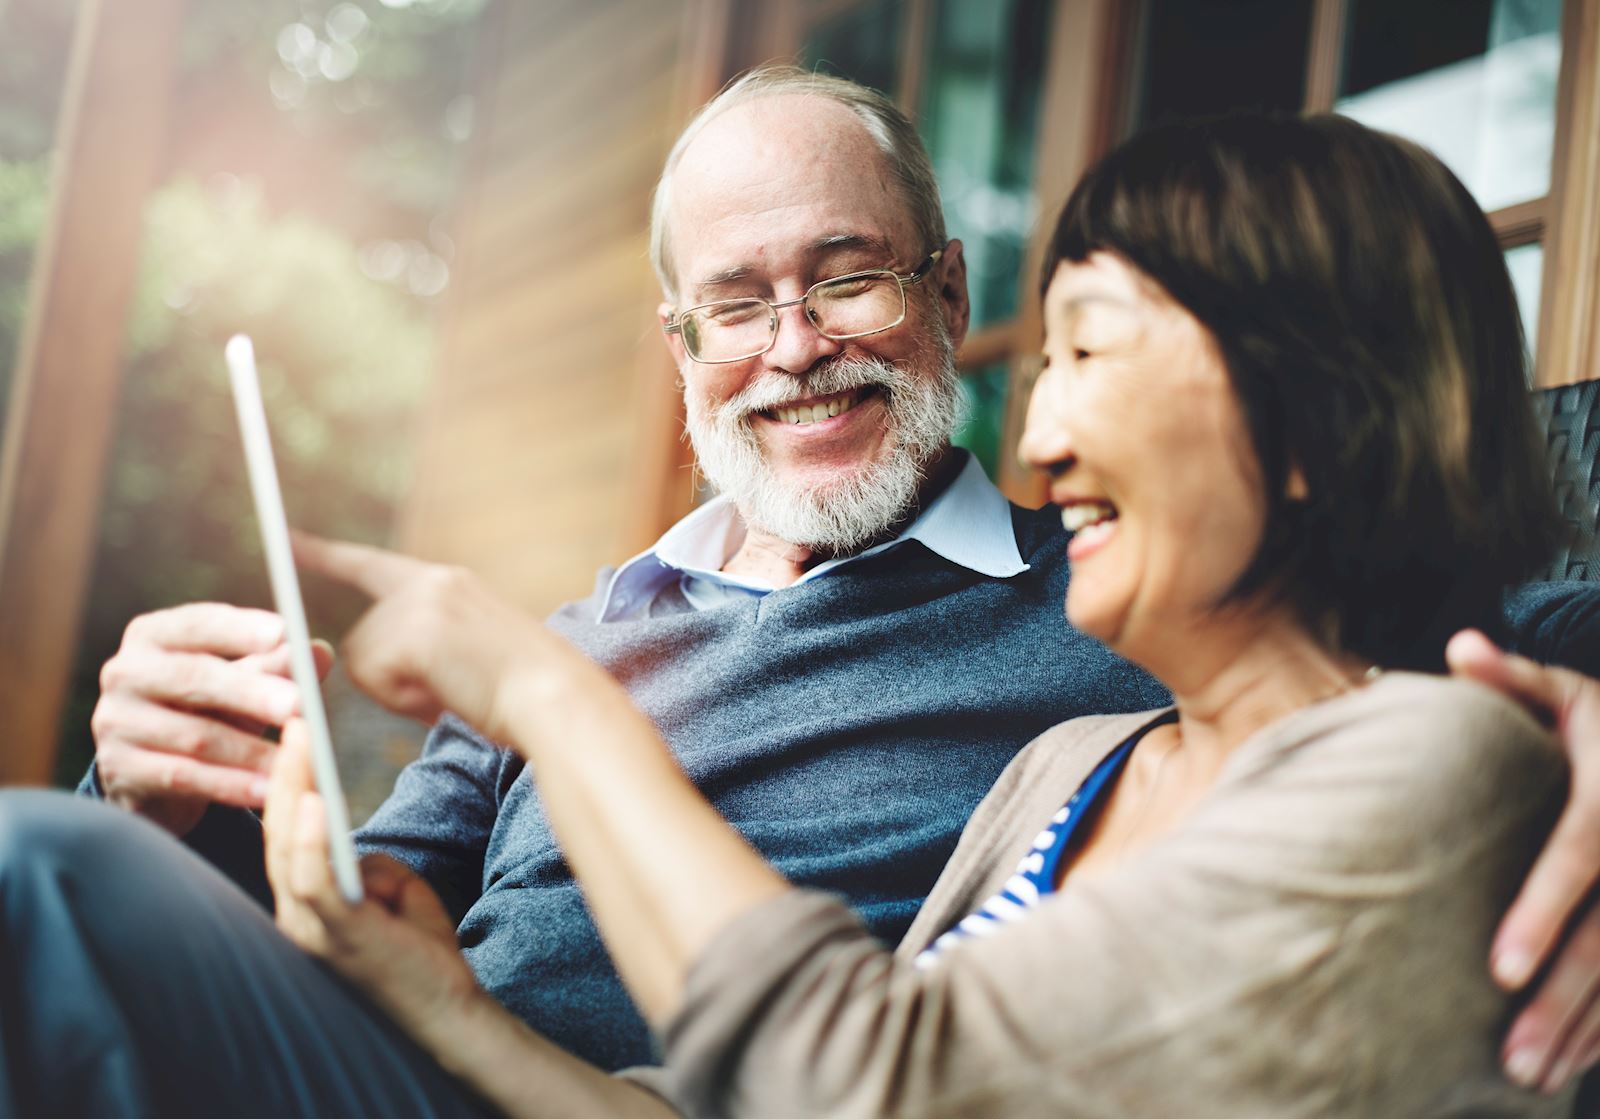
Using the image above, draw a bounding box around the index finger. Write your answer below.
[291,530,428,600]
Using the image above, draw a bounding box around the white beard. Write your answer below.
[684,324,959,555]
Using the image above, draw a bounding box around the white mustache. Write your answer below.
[722,356,900,420]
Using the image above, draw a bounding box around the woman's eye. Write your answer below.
[1074,349,1090,362]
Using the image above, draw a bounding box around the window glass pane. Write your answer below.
[953,363,1010,478]
[918,0,1051,330]
[1504,240,1543,369]
[1336,0,1563,213]
[1133,0,1315,129]
[802,0,905,98]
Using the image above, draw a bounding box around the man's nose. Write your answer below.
[762,300,844,376]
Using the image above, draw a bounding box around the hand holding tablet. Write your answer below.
[224,334,363,904]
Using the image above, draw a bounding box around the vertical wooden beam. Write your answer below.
[1302,0,1348,112]
[395,0,507,559]
[995,0,1127,506]
[895,0,933,115]
[1538,0,1600,386]
[0,0,187,786]
[625,0,741,553]
[753,0,806,65]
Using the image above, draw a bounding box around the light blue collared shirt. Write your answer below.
[597,451,1031,621]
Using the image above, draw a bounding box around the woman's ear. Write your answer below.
[1286,463,1309,501]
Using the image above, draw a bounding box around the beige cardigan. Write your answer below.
[643,673,1576,1118]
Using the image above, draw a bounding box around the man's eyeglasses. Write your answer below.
[663,250,943,364]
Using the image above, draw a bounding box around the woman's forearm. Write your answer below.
[494,651,791,1023]
[420,989,682,1119]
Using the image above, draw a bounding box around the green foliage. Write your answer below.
[0,0,74,161]
[113,173,429,566]
[182,0,488,219]
[0,156,48,431]
[0,0,487,783]
[54,175,433,782]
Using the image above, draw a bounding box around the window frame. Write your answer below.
[1302,0,1565,360]
[695,0,1600,529]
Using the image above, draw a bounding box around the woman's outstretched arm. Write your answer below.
[288,532,792,1022]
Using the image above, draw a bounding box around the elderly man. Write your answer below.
[2,66,1598,1115]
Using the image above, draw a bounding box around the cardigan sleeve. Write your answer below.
[659,676,1573,1119]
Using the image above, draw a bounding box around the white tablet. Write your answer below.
[224,334,363,904]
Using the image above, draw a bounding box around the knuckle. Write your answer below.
[165,659,210,707]
[99,653,132,694]
[123,612,157,645]
[169,721,210,758]
[157,763,187,794]
[89,698,119,742]
[424,565,466,597]
[93,740,127,783]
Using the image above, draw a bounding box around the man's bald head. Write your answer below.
[650,65,946,303]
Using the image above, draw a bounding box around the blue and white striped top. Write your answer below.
[915,713,1178,969]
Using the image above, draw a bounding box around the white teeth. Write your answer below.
[775,391,858,426]
[1060,502,1117,533]
[1073,519,1117,549]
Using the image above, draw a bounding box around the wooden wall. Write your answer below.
[398,0,717,614]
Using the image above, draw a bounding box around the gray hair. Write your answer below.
[649,65,947,302]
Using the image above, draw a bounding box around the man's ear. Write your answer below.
[658,300,686,364]
[935,240,971,351]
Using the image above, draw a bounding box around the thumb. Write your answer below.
[397,873,458,939]
[1446,629,1570,726]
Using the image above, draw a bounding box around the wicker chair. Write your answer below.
[1530,378,1600,583]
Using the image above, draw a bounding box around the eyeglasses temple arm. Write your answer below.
[902,248,943,288]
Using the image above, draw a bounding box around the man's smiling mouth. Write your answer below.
[760,387,876,426]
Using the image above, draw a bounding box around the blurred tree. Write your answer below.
[0,0,491,784]
[54,173,435,785]
[0,157,49,435]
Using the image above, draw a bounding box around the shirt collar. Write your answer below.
[597,451,1029,621]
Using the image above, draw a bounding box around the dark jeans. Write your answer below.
[0,790,498,1119]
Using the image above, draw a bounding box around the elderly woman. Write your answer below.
[272,114,1578,1117]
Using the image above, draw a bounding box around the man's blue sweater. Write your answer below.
[352,503,1163,1070]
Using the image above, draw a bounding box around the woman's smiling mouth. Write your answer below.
[1060,500,1119,561]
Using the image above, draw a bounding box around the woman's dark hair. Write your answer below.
[1044,113,1562,671]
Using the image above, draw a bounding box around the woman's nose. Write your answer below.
[1017,363,1076,474]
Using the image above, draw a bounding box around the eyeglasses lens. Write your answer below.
[682,272,905,362]
[809,274,904,338]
